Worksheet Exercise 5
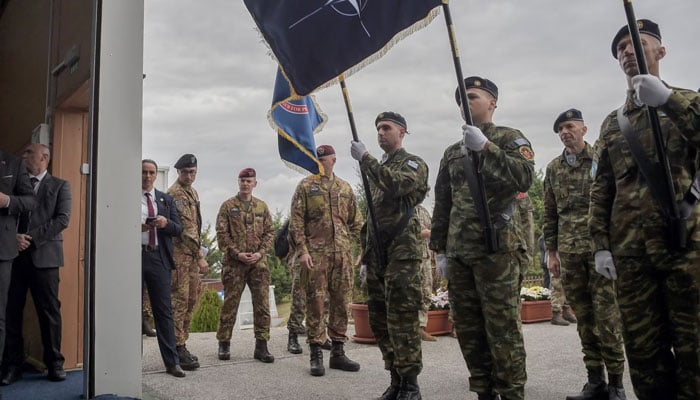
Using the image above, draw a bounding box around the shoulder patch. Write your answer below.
[406,160,419,170]
[590,160,598,178]
[518,145,535,161]
[514,138,530,147]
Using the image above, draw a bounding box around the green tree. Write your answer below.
[269,209,292,302]
[190,289,223,332]
[201,223,222,279]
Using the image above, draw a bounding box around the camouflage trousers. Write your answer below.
[447,252,526,400]
[550,274,568,313]
[418,257,433,327]
[286,263,329,335]
[366,254,422,377]
[559,252,625,374]
[301,251,353,345]
[171,248,202,346]
[216,261,271,342]
[614,252,700,400]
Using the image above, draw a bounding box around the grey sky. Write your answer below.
[143,1,700,228]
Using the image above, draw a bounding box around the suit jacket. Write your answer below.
[0,150,36,261]
[19,173,72,268]
[152,189,182,270]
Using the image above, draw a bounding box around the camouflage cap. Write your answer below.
[611,19,661,59]
[238,168,256,178]
[455,76,498,104]
[553,108,584,133]
[174,153,197,169]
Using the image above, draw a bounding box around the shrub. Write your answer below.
[269,255,292,303]
[190,289,223,332]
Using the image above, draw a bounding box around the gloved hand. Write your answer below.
[351,141,368,161]
[632,74,672,107]
[359,264,367,283]
[462,124,488,151]
[436,253,447,278]
[594,250,617,280]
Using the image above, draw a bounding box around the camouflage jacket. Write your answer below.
[215,194,274,264]
[289,174,363,255]
[543,142,595,254]
[590,88,700,255]
[360,147,429,261]
[430,123,535,257]
[168,181,202,257]
[416,204,431,259]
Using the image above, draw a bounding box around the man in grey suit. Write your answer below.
[1,144,71,385]
[0,146,36,397]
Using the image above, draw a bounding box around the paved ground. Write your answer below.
[142,322,637,400]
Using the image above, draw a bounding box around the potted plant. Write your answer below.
[425,289,452,335]
[520,286,552,323]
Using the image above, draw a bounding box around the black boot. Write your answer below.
[477,394,500,400]
[376,368,400,400]
[287,333,302,354]
[607,373,627,400]
[183,344,198,362]
[253,339,274,363]
[218,341,230,360]
[177,345,199,370]
[142,316,156,337]
[321,338,332,350]
[396,375,421,400]
[329,341,360,371]
[309,344,325,376]
[566,367,608,400]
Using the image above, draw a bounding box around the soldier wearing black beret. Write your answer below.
[174,154,197,170]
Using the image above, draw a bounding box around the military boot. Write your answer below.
[396,375,421,400]
[321,338,332,350]
[419,327,437,342]
[309,344,325,376]
[563,305,578,323]
[183,344,198,362]
[607,373,627,400]
[287,333,302,354]
[329,341,360,371]
[218,341,230,360]
[253,339,275,363]
[477,394,501,400]
[176,345,199,370]
[376,368,400,400]
[142,316,156,337]
[551,311,570,326]
[565,367,608,400]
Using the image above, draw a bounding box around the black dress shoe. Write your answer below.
[47,366,66,382]
[165,365,186,378]
[0,366,22,386]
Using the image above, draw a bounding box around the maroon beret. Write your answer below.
[316,145,335,157]
[238,168,256,178]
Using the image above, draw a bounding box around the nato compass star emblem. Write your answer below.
[289,0,371,38]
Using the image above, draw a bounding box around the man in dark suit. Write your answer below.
[0,147,36,396]
[0,144,71,385]
[141,159,185,377]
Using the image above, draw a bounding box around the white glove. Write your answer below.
[359,264,367,283]
[632,74,672,107]
[436,253,447,278]
[462,125,488,151]
[351,141,368,161]
[594,250,617,280]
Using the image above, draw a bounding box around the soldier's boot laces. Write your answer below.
[329,341,360,371]
[176,345,199,370]
[253,339,275,363]
[217,341,230,361]
[309,344,325,376]
[565,367,608,400]
[563,305,578,324]
[607,373,627,400]
[551,311,570,326]
[376,368,401,400]
[287,333,302,354]
[396,375,421,400]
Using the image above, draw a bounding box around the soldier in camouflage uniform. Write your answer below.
[430,77,533,400]
[513,192,534,289]
[549,274,574,326]
[544,109,626,399]
[590,20,700,400]
[289,144,363,376]
[351,112,429,400]
[215,168,275,363]
[167,154,208,371]
[415,204,437,342]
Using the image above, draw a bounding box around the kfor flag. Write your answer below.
[269,68,327,175]
[244,0,443,98]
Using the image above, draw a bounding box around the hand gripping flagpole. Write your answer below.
[339,75,386,269]
[440,1,498,253]
[621,0,683,250]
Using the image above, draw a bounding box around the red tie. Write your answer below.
[145,192,156,248]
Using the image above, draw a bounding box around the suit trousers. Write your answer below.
[142,247,179,368]
[0,260,12,365]
[3,252,64,369]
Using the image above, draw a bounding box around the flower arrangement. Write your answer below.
[520,286,551,301]
[429,288,450,310]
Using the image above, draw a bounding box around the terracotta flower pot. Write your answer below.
[349,302,376,344]
[520,300,552,323]
[425,309,452,336]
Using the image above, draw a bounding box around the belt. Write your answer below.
[142,245,159,252]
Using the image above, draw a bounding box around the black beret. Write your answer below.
[375,111,408,131]
[455,76,498,105]
[553,108,584,133]
[611,19,661,59]
[174,154,197,169]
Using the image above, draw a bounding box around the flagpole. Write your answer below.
[339,75,386,269]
